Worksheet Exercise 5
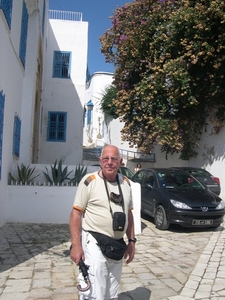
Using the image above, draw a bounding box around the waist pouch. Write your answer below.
[89,231,127,261]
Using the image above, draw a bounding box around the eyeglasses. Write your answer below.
[101,156,120,163]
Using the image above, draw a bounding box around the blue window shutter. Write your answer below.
[0,90,5,179]
[86,100,93,125]
[87,110,91,125]
[47,112,67,142]
[0,0,13,29]
[53,51,71,78]
[42,0,46,37]
[19,1,29,68]
[13,115,21,158]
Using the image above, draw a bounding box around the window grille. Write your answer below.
[42,0,46,37]
[0,0,13,29]
[19,1,28,68]
[53,51,71,78]
[0,90,5,179]
[87,110,92,125]
[86,100,93,125]
[13,115,21,159]
[47,112,67,142]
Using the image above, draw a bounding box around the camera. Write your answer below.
[113,212,126,231]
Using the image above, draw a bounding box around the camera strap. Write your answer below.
[103,174,125,218]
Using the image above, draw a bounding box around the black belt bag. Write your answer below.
[89,231,127,261]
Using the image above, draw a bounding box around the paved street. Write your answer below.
[0,215,224,300]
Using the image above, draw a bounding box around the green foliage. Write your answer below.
[69,165,87,186]
[100,0,225,160]
[101,85,119,119]
[43,159,72,185]
[9,164,40,185]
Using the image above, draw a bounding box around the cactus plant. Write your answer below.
[9,164,40,185]
[43,159,72,185]
[69,165,87,186]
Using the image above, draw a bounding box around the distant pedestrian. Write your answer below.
[134,163,141,174]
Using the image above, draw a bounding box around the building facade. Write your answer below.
[0,0,88,227]
[39,10,88,164]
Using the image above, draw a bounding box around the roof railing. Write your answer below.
[83,147,155,162]
[49,10,82,21]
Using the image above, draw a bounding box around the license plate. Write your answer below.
[192,219,213,225]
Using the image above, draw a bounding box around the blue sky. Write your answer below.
[49,0,130,75]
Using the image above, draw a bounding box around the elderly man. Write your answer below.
[69,145,135,300]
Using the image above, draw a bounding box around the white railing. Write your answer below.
[49,10,82,21]
[10,181,78,186]
[83,147,156,162]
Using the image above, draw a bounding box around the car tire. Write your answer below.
[154,205,170,230]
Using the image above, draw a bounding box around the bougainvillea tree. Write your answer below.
[100,0,225,160]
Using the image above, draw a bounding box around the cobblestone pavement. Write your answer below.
[0,215,224,300]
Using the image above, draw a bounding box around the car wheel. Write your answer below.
[154,205,170,230]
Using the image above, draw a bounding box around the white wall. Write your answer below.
[0,8,23,227]
[40,18,88,165]
[20,4,45,164]
[6,181,142,235]
[0,0,47,227]
[104,117,133,153]
[7,186,77,224]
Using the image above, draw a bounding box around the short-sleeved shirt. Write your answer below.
[73,171,133,240]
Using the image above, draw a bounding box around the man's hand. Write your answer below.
[124,242,135,264]
[70,244,84,265]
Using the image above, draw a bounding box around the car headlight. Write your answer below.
[216,201,225,210]
[170,199,192,209]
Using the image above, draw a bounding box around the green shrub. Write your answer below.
[43,159,72,185]
[69,165,87,186]
[9,164,40,185]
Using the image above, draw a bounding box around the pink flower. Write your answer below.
[120,34,127,41]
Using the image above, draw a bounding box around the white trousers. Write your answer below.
[78,231,123,300]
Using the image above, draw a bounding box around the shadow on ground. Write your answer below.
[0,223,71,273]
[119,287,151,300]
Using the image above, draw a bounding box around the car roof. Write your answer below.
[170,167,204,170]
[136,168,184,172]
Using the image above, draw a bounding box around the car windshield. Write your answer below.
[157,170,206,190]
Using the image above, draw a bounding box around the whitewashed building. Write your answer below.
[83,72,113,148]
[0,0,88,227]
[83,71,135,153]
[0,0,48,227]
[39,10,88,164]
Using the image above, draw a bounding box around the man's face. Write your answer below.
[99,146,122,180]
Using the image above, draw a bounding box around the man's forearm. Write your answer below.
[126,210,135,239]
[69,208,82,246]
